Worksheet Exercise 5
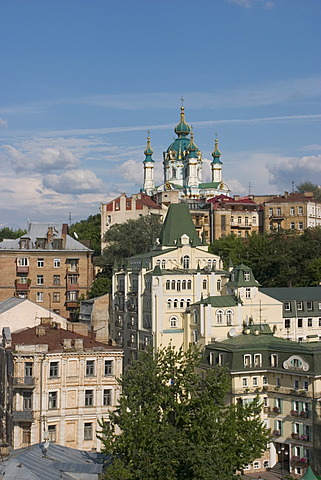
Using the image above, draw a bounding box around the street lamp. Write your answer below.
[277,445,289,480]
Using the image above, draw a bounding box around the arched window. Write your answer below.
[173,299,178,308]
[217,279,221,291]
[207,259,212,269]
[183,255,190,269]
[193,329,198,343]
[172,168,176,179]
[187,280,192,289]
[186,299,191,308]
[167,299,172,309]
[161,259,166,269]
[226,309,233,326]
[170,316,177,328]
[216,309,223,324]
[177,280,181,291]
[182,280,186,290]
[203,279,207,290]
[171,280,176,290]
[156,259,161,266]
[166,280,170,290]
[180,299,184,308]
[193,309,198,323]
[213,259,216,269]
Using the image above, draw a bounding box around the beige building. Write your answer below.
[1,320,122,451]
[0,223,94,320]
[204,326,321,476]
[253,192,321,233]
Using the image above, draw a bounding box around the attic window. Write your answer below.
[244,272,250,281]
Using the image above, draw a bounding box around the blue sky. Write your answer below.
[0,0,320,228]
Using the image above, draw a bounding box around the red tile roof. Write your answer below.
[265,193,316,204]
[137,193,160,209]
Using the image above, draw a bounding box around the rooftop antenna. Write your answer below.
[248,182,253,196]
[292,180,295,193]
[180,96,184,107]
[69,212,72,226]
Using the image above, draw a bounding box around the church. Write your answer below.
[142,104,230,198]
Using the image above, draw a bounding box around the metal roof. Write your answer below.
[260,287,321,301]
[0,443,105,480]
[0,297,26,314]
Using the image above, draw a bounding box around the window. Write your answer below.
[85,390,94,407]
[48,391,58,409]
[17,257,29,267]
[263,460,269,468]
[298,318,303,328]
[202,279,207,290]
[181,280,186,290]
[180,299,184,308]
[166,280,170,290]
[36,275,44,285]
[308,318,313,327]
[171,280,176,289]
[167,299,172,309]
[245,288,251,299]
[297,301,303,310]
[217,279,221,291]
[161,260,166,269]
[48,425,56,443]
[290,206,295,215]
[23,392,32,410]
[294,380,299,390]
[284,301,291,311]
[245,216,249,226]
[187,280,192,289]
[216,310,223,324]
[173,299,178,308]
[53,292,60,303]
[244,272,250,281]
[170,316,178,328]
[66,291,78,301]
[285,319,291,329]
[276,377,281,387]
[277,207,281,215]
[253,377,258,387]
[307,301,313,311]
[36,292,43,303]
[269,208,273,217]
[25,362,33,377]
[67,275,78,285]
[53,275,60,285]
[37,258,44,268]
[270,354,278,367]
[186,299,191,308]
[318,303,321,311]
[54,258,60,268]
[244,355,252,368]
[53,309,60,315]
[254,354,262,367]
[177,280,181,291]
[84,423,93,440]
[104,360,113,376]
[263,376,268,385]
[22,426,31,444]
[304,381,309,391]
[86,360,95,377]
[298,206,303,215]
[49,361,59,378]
[253,461,260,470]
[193,329,198,343]
[238,216,242,224]
[242,377,248,388]
[290,222,295,230]
[183,255,190,269]
[103,389,112,406]
[298,222,303,230]
[226,310,233,325]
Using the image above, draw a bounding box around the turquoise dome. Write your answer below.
[174,106,191,137]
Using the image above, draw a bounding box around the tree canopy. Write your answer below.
[99,346,268,480]
[0,227,27,241]
[296,181,321,201]
[69,214,101,256]
[210,228,321,287]
[99,214,162,268]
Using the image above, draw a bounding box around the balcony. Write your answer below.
[16,266,29,274]
[272,429,281,437]
[67,282,79,291]
[65,300,78,309]
[15,282,30,291]
[13,377,35,389]
[66,266,79,274]
[12,410,34,422]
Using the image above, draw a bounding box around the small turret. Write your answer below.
[143,131,155,195]
[211,137,223,183]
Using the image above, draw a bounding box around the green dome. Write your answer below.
[166,137,191,156]
[211,138,222,165]
[187,132,200,158]
[174,106,191,137]
[143,133,154,163]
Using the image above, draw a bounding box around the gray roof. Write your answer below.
[0,443,105,480]
[0,297,26,314]
[260,287,321,301]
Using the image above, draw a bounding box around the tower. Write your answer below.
[211,137,222,184]
[142,131,155,195]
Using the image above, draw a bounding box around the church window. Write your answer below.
[226,310,233,325]
[217,279,221,291]
[171,280,176,289]
[161,260,166,269]
[203,279,207,289]
[166,280,170,290]
[170,316,178,328]
[177,280,181,291]
[216,310,223,324]
[167,299,172,309]
[173,299,178,308]
[183,256,190,269]
[187,280,192,289]
[180,299,184,308]
[193,329,198,343]
[207,259,212,269]
[186,299,191,308]
[193,310,198,323]
[156,259,161,266]
[182,280,186,289]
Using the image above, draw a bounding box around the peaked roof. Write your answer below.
[226,263,261,288]
[158,203,202,246]
[301,466,319,480]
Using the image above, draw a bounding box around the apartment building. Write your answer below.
[0,223,94,320]
[204,326,321,476]
[0,321,122,451]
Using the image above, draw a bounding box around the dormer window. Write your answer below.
[36,238,45,249]
[20,239,28,249]
[244,354,252,368]
[244,272,250,281]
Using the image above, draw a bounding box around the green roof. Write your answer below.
[194,295,241,308]
[301,466,319,480]
[199,182,221,189]
[226,263,260,288]
[260,287,321,301]
[159,203,202,247]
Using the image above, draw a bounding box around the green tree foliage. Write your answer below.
[99,346,269,480]
[0,227,26,241]
[87,275,112,298]
[99,214,162,268]
[210,228,321,287]
[296,181,321,201]
[69,214,101,256]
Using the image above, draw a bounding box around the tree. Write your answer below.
[99,214,162,268]
[0,227,26,241]
[69,214,101,257]
[99,346,269,480]
[296,181,321,201]
[87,275,111,298]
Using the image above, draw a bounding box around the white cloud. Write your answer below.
[0,118,7,127]
[227,0,275,8]
[42,169,104,194]
[118,159,163,186]
[267,154,321,189]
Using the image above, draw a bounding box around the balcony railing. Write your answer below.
[67,283,79,291]
[13,377,35,388]
[65,300,78,308]
[16,266,29,274]
[15,282,30,291]
[12,410,34,422]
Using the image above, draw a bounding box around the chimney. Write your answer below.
[284,191,288,198]
[36,325,47,336]
[63,338,72,350]
[74,338,84,350]
[47,226,54,244]
[61,224,68,248]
